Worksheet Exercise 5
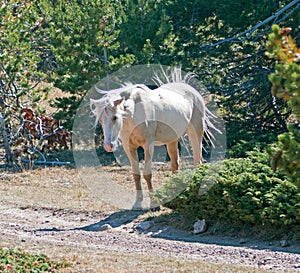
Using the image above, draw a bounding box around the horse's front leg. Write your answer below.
[143,141,154,192]
[143,142,160,210]
[123,144,143,210]
[131,150,143,210]
[132,178,143,210]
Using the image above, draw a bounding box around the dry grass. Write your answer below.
[57,250,271,273]
[0,167,109,211]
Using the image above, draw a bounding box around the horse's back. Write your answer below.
[125,82,206,145]
[144,83,195,144]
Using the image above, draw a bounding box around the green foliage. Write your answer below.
[28,0,130,126]
[156,150,300,226]
[267,25,300,120]
[2,0,300,166]
[266,25,300,184]
[19,1,297,139]
[0,1,50,167]
[227,133,277,158]
[163,1,298,147]
[268,126,300,184]
[0,248,70,272]
[0,1,45,109]
[119,0,171,64]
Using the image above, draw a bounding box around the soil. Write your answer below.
[0,166,299,272]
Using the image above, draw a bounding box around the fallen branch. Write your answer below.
[20,158,70,166]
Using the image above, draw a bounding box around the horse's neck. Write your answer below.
[120,117,135,139]
[122,116,135,128]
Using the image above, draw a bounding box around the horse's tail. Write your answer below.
[204,107,221,148]
[153,66,221,147]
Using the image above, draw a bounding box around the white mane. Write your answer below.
[90,83,150,126]
[153,66,197,87]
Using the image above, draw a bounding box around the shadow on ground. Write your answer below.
[33,209,300,255]
[75,210,145,231]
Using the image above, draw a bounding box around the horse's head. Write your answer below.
[91,95,124,152]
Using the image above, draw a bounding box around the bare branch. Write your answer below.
[0,113,13,165]
[202,0,300,48]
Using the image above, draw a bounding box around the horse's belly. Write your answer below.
[153,96,192,144]
[154,120,188,144]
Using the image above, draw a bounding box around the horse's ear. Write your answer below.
[95,86,108,95]
[113,97,124,107]
[122,98,134,116]
[90,99,98,114]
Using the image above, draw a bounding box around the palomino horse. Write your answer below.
[90,70,216,209]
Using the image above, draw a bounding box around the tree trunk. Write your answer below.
[0,113,13,166]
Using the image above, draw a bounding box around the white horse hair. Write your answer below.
[90,67,218,209]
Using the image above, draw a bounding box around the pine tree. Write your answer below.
[30,0,129,128]
[0,1,46,169]
[267,25,300,184]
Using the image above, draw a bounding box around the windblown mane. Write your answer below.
[153,66,197,87]
[90,84,149,126]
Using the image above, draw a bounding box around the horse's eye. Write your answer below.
[112,116,117,121]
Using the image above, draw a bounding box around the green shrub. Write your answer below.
[155,150,300,226]
[227,132,277,158]
[0,248,70,272]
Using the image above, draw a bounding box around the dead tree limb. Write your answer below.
[202,0,300,48]
[0,112,13,166]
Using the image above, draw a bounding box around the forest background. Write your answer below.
[0,0,299,226]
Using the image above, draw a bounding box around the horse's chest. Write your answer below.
[120,120,153,146]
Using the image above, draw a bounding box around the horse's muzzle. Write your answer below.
[104,143,114,152]
[104,140,119,152]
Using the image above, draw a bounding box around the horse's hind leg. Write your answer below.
[166,140,180,173]
[187,120,204,166]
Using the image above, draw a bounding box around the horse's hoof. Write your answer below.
[150,206,161,212]
[132,207,143,211]
[131,202,143,211]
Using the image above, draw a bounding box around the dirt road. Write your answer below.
[0,168,299,272]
